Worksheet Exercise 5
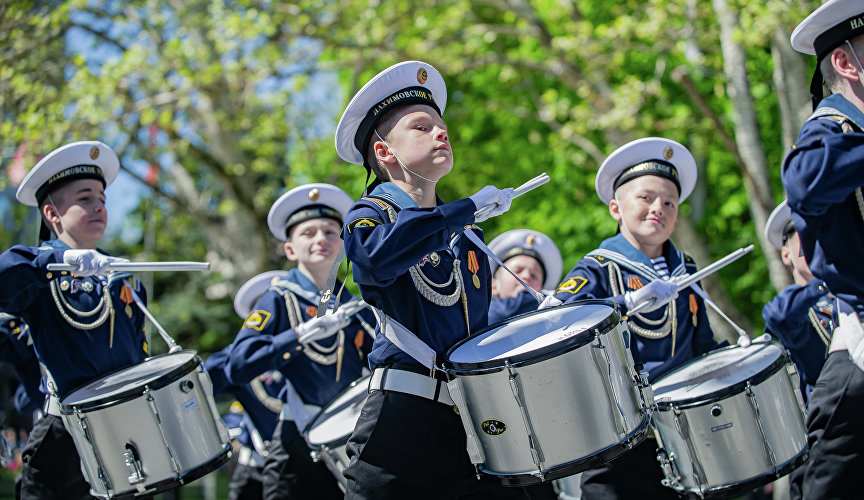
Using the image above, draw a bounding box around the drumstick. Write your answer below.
[628,245,754,316]
[47,261,211,272]
[473,173,550,219]
[127,287,183,353]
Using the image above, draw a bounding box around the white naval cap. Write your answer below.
[595,137,697,205]
[791,0,864,57]
[765,200,795,251]
[488,229,563,291]
[791,0,864,109]
[16,141,120,207]
[267,183,354,241]
[233,270,292,318]
[335,61,447,167]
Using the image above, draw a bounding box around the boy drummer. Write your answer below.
[548,137,720,499]
[334,60,525,499]
[487,229,562,325]
[224,183,375,499]
[0,141,149,499]
[762,200,833,403]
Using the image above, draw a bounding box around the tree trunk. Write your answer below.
[712,0,791,293]
[771,27,813,152]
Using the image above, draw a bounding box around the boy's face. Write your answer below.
[492,255,544,299]
[284,218,342,273]
[610,175,679,253]
[376,104,452,182]
[43,178,108,246]
[781,231,815,285]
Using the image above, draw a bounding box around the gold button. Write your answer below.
[296,345,303,351]
[61,271,68,276]
[46,272,53,279]
[283,352,291,360]
[8,322,14,328]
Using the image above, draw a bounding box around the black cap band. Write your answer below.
[814,14,864,62]
[35,164,105,205]
[284,205,343,239]
[354,86,440,161]
[612,160,681,195]
[499,247,546,282]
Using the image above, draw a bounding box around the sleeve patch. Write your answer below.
[347,217,382,233]
[556,276,588,295]
[244,310,272,331]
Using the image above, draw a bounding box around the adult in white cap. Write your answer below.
[0,141,149,499]
[761,200,833,406]
[335,61,528,499]
[223,183,375,500]
[487,229,563,324]
[547,137,720,500]
[784,4,864,496]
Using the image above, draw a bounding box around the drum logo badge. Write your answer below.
[481,419,507,436]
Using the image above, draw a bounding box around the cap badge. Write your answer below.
[525,234,536,246]
[308,188,320,201]
[270,276,281,285]
[90,146,100,160]
[663,147,674,160]
[417,68,428,84]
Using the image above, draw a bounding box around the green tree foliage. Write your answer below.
[1,0,825,352]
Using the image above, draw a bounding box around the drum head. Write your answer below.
[653,343,786,407]
[61,350,199,409]
[305,376,370,446]
[447,300,618,370]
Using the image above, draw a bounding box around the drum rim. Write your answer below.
[444,299,621,372]
[673,445,808,498]
[653,342,790,410]
[303,374,371,443]
[60,350,201,412]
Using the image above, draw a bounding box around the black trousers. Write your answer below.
[579,438,679,500]
[19,415,92,500]
[229,461,265,500]
[261,417,342,500]
[343,390,531,500]
[790,351,864,500]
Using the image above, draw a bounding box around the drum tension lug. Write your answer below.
[123,443,146,486]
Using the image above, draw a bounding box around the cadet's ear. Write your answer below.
[41,202,61,225]
[609,198,623,224]
[831,46,861,83]
[780,244,794,267]
[284,240,298,262]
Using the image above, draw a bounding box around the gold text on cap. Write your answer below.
[417,68,428,84]
[308,188,320,201]
[90,147,100,160]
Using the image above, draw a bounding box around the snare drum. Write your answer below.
[303,375,370,492]
[444,300,653,484]
[60,350,231,499]
[652,342,808,498]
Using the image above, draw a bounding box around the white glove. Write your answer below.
[62,249,127,276]
[295,308,354,344]
[538,295,563,310]
[470,186,514,223]
[624,279,678,314]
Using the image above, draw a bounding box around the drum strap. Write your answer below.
[369,307,437,369]
[242,413,268,458]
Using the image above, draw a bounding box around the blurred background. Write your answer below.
[0,0,824,497]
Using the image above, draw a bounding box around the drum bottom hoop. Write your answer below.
[91,445,232,499]
[678,446,809,499]
[484,412,652,486]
